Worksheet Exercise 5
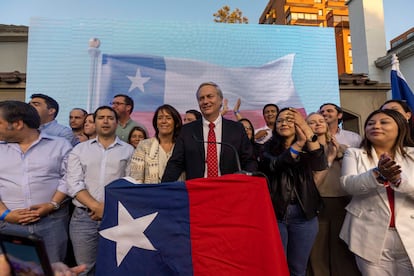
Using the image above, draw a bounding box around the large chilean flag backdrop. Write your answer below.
[91,53,301,136]
[96,174,288,275]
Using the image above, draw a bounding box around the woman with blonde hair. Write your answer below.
[306,112,360,276]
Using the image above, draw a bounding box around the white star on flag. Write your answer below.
[127,68,150,93]
[99,201,158,266]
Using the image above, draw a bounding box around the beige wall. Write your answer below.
[0,87,26,102]
[340,85,389,135]
[0,42,27,72]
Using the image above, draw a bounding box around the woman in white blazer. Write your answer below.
[129,104,184,183]
[340,109,414,275]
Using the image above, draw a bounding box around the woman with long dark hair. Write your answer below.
[129,104,183,183]
[340,109,414,275]
[261,107,327,276]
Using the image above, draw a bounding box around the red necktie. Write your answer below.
[207,122,218,177]
[385,184,395,227]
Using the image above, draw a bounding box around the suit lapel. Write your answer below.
[195,120,205,161]
[220,119,227,163]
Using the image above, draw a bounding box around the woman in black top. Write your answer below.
[239,118,263,162]
[261,107,327,276]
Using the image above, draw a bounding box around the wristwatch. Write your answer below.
[307,134,318,142]
[49,201,60,210]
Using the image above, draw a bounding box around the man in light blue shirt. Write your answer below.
[29,93,79,146]
[0,101,72,263]
[67,106,134,275]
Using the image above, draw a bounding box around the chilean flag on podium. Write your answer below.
[96,174,289,275]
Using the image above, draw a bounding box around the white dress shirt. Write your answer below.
[66,137,134,207]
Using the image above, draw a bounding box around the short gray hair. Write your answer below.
[196,82,223,100]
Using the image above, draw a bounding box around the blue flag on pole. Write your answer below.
[391,54,414,112]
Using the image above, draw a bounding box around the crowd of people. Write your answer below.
[0,81,413,275]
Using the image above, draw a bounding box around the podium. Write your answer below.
[96,174,288,275]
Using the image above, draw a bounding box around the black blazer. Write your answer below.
[162,118,257,181]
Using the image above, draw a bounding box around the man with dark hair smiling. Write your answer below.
[254,103,279,144]
[319,102,361,148]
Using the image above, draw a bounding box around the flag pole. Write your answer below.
[391,53,399,72]
[88,38,101,113]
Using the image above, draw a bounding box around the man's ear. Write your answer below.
[13,120,25,130]
[48,108,56,117]
[337,112,343,120]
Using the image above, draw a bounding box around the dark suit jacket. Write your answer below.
[162,118,257,181]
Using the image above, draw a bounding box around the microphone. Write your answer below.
[192,134,251,175]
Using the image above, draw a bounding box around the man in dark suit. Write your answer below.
[162,82,257,181]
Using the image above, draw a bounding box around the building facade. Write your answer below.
[259,0,353,75]
[0,24,27,102]
[375,28,414,94]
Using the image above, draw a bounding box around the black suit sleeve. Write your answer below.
[222,119,257,173]
[162,121,204,181]
[161,132,186,182]
[238,124,258,172]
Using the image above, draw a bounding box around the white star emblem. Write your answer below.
[127,68,150,93]
[99,201,158,266]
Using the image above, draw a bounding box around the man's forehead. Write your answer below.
[113,96,125,101]
[264,106,277,112]
[70,110,85,116]
[96,109,115,116]
[30,98,45,104]
[199,84,217,93]
[321,105,337,111]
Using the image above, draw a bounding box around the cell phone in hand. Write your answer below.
[0,231,53,276]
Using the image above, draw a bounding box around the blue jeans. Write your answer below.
[0,204,69,263]
[278,204,318,276]
[69,207,100,276]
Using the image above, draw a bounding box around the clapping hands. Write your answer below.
[377,153,402,187]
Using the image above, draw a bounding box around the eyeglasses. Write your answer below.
[276,118,295,125]
[110,102,126,106]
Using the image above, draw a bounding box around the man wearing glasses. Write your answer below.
[110,94,148,142]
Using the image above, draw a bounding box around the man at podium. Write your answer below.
[162,81,257,181]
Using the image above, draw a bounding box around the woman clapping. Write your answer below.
[340,109,414,275]
[261,107,327,276]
